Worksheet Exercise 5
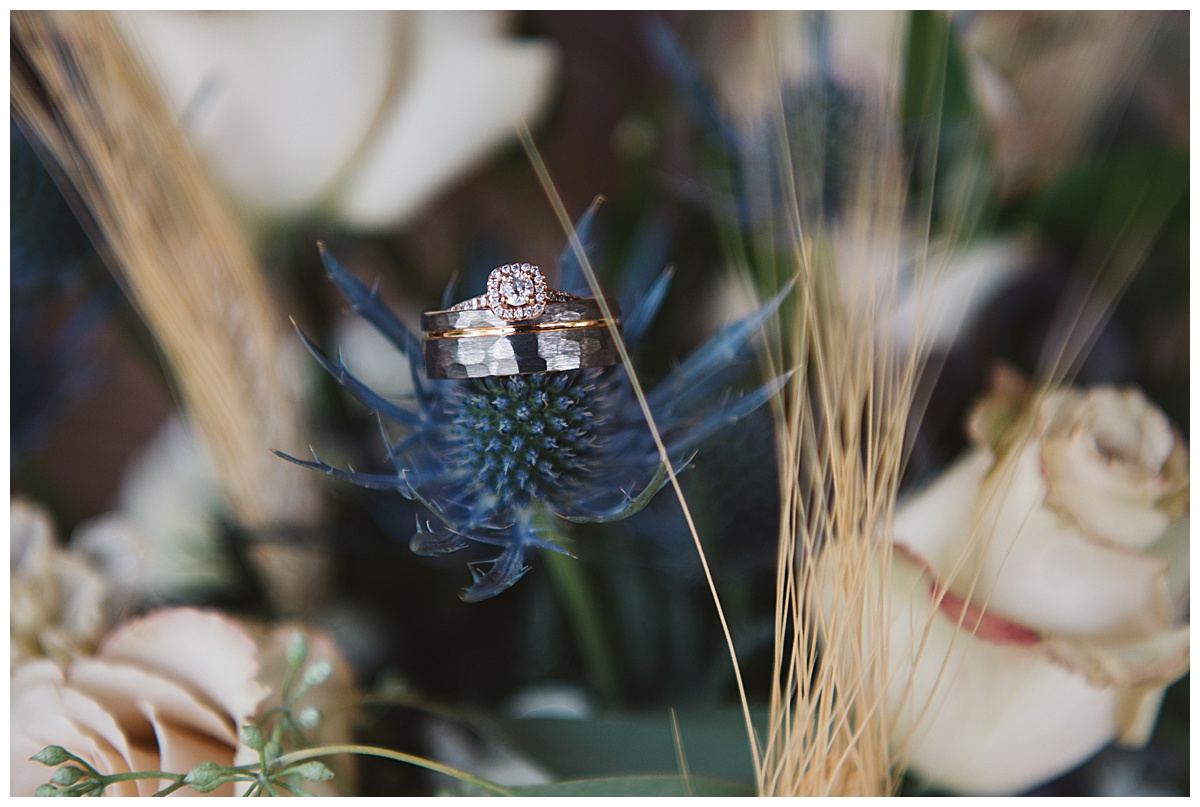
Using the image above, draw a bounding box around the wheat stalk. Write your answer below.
[744,9,1177,796]
[11,10,327,612]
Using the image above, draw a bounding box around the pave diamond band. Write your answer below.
[449,263,581,321]
[422,298,619,379]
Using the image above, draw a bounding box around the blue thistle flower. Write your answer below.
[645,14,869,228]
[277,213,788,602]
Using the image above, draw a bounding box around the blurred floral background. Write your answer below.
[10,10,1189,797]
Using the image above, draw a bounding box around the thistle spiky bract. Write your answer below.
[278,224,786,602]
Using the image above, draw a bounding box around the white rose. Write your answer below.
[10,499,113,668]
[11,608,355,796]
[114,10,558,229]
[879,368,1188,793]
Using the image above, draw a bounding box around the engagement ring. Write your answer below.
[423,264,618,379]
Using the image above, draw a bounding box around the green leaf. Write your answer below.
[508,774,753,797]
[31,747,72,767]
[1014,149,1188,251]
[289,761,335,783]
[473,709,762,786]
[184,761,228,793]
[34,784,59,797]
[239,725,266,752]
[900,10,995,236]
[902,10,976,125]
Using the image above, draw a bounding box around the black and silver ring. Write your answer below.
[423,265,618,379]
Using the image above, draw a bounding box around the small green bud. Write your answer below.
[263,740,284,766]
[285,631,309,671]
[302,660,332,688]
[290,761,334,782]
[31,747,72,767]
[184,761,227,793]
[239,725,266,751]
[296,706,322,728]
[34,784,59,797]
[50,766,84,786]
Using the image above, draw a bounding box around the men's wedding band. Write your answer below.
[423,263,618,379]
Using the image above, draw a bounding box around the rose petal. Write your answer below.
[965,365,1033,449]
[1043,428,1171,550]
[334,11,558,228]
[11,498,112,663]
[145,705,239,797]
[1044,625,1189,749]
[115,10,398,217]
[885,552,1120,794]
[886,238,1032,357]
[892,449,993,570]
[68,658,239,746]
[1044,625,1190,692]
[1146,517,1189,619]
[97,608,268,726]
[107,415,234,595]
[897,443,1175,640]
[11,497,55,570]
[11,671,144,796]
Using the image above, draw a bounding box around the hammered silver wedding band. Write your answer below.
[422,263,619,379]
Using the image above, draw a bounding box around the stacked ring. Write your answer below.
[422,263,619,379]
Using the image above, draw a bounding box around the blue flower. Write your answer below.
[277,213,788,601]
[645,14,867,228]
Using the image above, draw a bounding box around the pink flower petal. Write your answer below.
[145,703,239,797]
[97,608,268,726]
[11,671,145,796]
[69,658,239,746]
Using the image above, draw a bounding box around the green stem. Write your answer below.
[99,770,185,783]
[539,530,620,703]
[150,778,191,797]
[276,745,513,797]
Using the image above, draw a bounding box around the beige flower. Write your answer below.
[11,499,113,668]
[72,415,235,604]
[963,11,1171,195]
[114,10,558,229]
[816,369,1180,797]
[11,608,355,796]
[877,368,1189,793]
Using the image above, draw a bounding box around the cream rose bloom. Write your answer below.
[881,368,1188,793]
[11,499,113,668]
[11,608,355,796]
[113,10,557,229]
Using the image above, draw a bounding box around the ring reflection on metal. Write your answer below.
[422,298,619,379]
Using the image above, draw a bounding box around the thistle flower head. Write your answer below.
[279,212,787,601]
[443,371,605,513]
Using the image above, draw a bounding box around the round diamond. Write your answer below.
[486,263,548,321]
[500,272,536,307]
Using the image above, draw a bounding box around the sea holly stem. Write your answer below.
[536,510,620,702]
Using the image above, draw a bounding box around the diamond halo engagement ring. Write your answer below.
[422,263,619,379]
